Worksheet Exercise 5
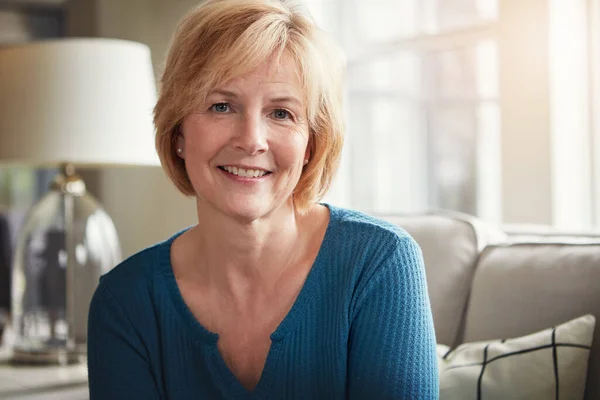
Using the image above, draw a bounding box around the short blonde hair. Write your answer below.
[154,0,345,211]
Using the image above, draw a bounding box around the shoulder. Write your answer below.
[88,230,188,341]
[326,204,419,253]
[324,204,425,294]
[97,243,160,296]
[93,229,186,305]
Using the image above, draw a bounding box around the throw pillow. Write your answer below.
[437,314,595,400]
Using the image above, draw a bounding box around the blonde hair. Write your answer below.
[154,0,345,211]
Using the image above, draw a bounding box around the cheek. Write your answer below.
[277,127,310,165]
[275,140,308,171]
[184,123,227,159]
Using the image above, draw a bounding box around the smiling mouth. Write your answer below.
[218,166,272,178]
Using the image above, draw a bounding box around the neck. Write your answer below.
[186,199,305,293]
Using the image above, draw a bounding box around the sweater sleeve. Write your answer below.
[347,237,439,399]
[87,284,161,400]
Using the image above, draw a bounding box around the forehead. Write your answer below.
[219,52,304,95]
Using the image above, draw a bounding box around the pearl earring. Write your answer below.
[303,159,309,165]
[177,148,183,154]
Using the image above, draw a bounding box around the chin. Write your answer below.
[219,196,279,223]
[196,189,293,223]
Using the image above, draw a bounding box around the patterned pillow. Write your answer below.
[437,314,595,400]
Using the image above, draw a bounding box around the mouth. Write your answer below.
[218,165,272,178]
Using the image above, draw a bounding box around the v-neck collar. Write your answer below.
[158,204,339,397]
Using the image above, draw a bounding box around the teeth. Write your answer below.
[223,166,268,178]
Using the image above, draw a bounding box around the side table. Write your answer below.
[0,335,89,399]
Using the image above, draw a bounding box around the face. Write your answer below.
[178,54,310,222]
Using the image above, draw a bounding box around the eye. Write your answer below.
[210,103,231,113]
[272,109,292,120]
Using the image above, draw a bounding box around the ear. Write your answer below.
[176,131,185,159]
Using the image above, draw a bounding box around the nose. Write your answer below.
[232,113,268,155]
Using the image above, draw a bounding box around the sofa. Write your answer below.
[379,210,600,399]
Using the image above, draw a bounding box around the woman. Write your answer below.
[87,0,438,398]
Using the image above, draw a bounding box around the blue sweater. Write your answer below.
[87,205,439,399]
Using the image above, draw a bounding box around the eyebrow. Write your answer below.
[210,89,238,99]
[267,96,303,108]
[208,90,303,107]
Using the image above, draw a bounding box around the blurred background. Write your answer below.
[0,0,599,260]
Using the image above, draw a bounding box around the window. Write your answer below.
[311,0,501,222]
[309,0,598,229]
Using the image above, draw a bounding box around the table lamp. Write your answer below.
[0,38,159,364]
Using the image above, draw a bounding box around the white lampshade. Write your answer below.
[0,38,159,167]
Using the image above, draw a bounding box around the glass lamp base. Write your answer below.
[10,166,121,366]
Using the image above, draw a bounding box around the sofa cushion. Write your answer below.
[380,212,505,346]
[437,314,595,400]
[462,241,600,399]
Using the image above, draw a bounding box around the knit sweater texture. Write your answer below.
[87,204,439,399]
